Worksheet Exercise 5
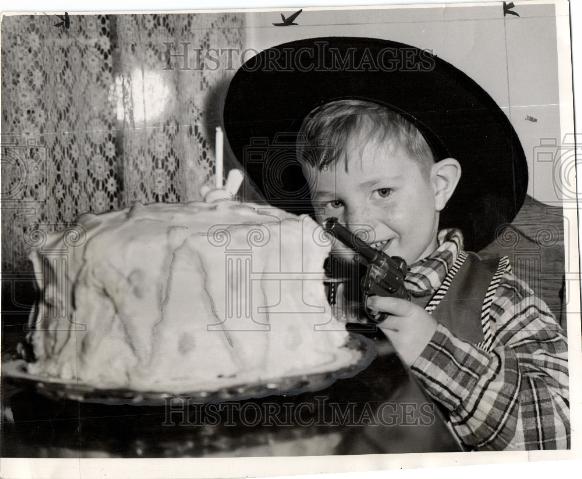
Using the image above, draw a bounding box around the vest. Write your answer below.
[408,252,505,452]
[342,252,506,452]
[410,252,503,345]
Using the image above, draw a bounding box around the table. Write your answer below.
[2,331,462,457]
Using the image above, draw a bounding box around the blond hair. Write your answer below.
[297,99,435,172]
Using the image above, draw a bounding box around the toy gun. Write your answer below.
[323,217,410,322]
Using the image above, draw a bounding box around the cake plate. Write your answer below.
[2,333,376,406]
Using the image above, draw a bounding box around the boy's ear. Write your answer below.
[430,158,462,212]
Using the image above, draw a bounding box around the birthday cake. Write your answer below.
[25,201,356,392]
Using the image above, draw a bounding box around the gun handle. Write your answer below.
[361,265,411,322]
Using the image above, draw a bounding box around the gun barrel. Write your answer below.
[323,218,379,263]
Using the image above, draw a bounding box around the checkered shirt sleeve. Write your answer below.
[410,268,570,450]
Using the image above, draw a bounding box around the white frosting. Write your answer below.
[26,201,355,392]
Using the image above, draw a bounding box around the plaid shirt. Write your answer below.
[407,229,570,451]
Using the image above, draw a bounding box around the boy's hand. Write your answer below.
[366,295,438,366]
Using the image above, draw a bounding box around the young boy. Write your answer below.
[296,98,569,451]
[223,36,569,451]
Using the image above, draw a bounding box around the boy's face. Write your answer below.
[303,137,441,264]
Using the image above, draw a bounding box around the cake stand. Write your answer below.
[2,333,376,406]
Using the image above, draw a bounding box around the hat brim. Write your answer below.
[224,37,528,251]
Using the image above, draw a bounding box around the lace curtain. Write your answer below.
[1,13,247,276]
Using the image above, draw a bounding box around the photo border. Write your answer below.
[0,0,580,477]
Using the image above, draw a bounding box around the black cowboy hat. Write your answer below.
[223,37,528,251]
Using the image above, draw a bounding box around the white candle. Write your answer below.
[215,126,224,189]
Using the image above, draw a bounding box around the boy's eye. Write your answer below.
[374,188,392,198]
[326,200,344,209]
